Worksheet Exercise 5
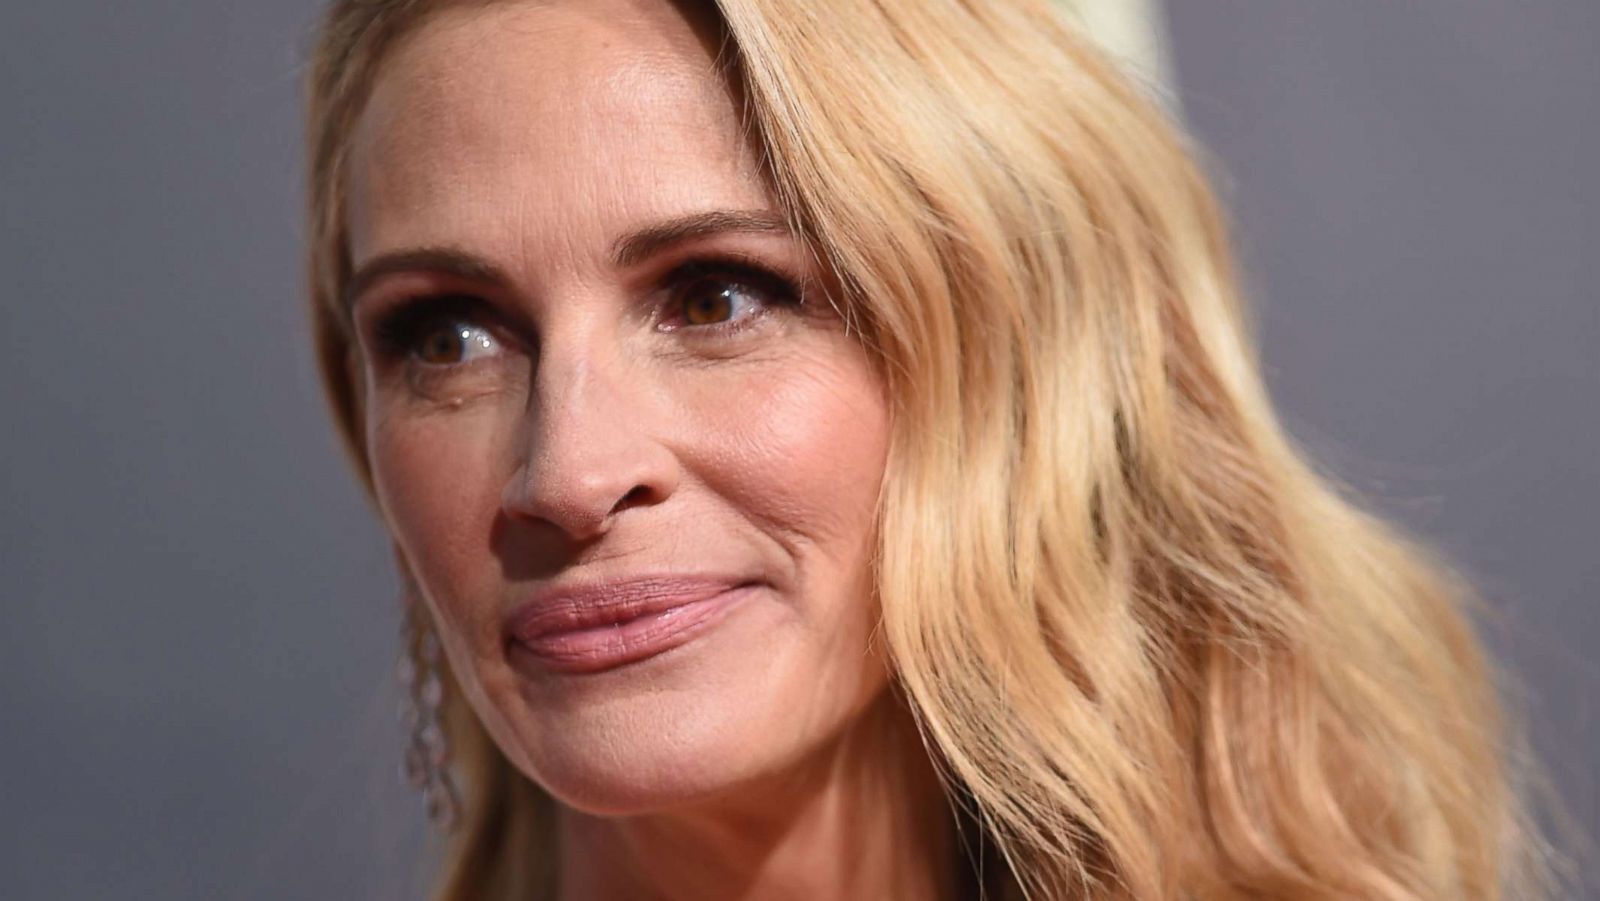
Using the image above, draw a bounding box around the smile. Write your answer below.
[505,576,759,674]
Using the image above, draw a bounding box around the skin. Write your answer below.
[343,1,957,898]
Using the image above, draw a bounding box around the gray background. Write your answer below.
[1,2,1593,898]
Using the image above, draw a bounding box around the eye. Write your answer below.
[680,277,754,326]
[660,260,800,332]
[369,295,505,366]
[413,321,500,365]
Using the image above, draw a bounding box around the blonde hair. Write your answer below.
[306,1,1550,897]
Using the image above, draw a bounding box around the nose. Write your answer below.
[501,341,679,542]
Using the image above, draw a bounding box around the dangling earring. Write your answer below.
[398,601,462,829]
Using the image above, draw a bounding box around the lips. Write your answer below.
[506,575,756,674]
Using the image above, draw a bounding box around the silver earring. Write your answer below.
[398,603,462,829]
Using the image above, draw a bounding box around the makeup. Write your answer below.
[506,576,759,674]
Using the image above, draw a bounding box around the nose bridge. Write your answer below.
[536,332,627,461]
[505,314,673,537]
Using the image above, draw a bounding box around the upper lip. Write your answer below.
[505,574,757,644]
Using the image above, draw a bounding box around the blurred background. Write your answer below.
[2,2,1594,898]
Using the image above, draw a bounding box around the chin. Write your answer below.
[496,685,800,817]
[459,590,891,817]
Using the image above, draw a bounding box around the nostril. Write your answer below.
[610,484,655,516]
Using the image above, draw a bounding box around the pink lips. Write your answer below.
[506,576,755,674]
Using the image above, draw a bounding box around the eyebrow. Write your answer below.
[344,247,509,310]
[610,208,791,268]
[345,209,793,309]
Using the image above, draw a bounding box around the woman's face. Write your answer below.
[344,0,893,814]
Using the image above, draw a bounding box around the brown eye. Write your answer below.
[672,272,786,330]
[656,261,801,333]
[414,321,499,365]
[682,280,738,325]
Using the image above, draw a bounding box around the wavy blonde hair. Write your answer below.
[306,1,1550,897]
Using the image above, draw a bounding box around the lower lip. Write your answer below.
[509,583,756,675]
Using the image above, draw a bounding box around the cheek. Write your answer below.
[688,336,889,586]
[368,404,514,640]
[675,336,896,662]
[657,339,893,775]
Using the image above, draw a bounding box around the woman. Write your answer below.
[304,0,1546,897]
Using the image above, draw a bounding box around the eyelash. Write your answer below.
[658,255,802,335]
[367,254,804,362]
[370,293,487,361]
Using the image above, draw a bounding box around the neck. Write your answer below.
[554,689,960,901]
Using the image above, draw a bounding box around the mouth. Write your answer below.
[505,575,760,675]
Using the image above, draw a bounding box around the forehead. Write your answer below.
[345,0,765,267]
